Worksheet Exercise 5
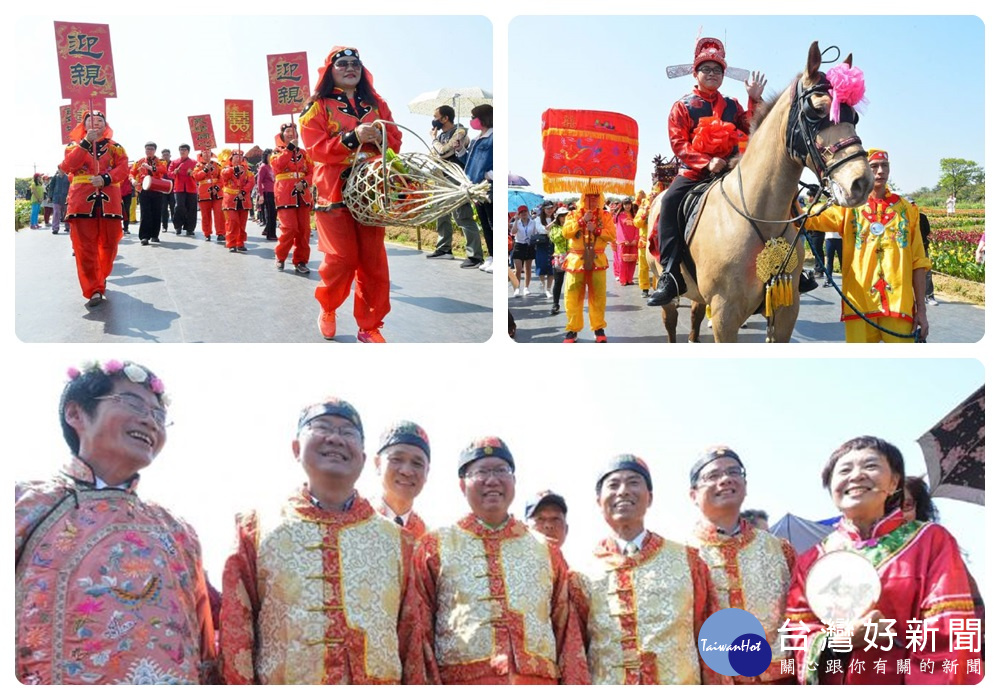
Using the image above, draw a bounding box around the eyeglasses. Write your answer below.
[464,464,514,481]
[333,60,362,71]
[698,66,724,76]
[96,393,170,427]
[306,421,362,442]
[697,466,746,485]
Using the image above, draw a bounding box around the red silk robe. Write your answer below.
[401,514,589,684]
[785,511,982,684]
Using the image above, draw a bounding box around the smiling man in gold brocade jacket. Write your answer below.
[687,446,797,683]
[219,398,413,684]
[402,436,589,684]
[572,454,727,685]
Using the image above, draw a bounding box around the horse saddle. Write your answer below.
[676,177,722,284]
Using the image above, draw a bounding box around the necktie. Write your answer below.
[624,542,639,557]
[394,516,404,526]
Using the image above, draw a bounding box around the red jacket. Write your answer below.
[299,88,401,208]
[130,157,168,188]
[270,144,314,208]
[668,87,755,180]
[191,160,223,201]
[220,165,254,210]
[168,156,198,193]
[60,138,130,219]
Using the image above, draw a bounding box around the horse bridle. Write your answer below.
[786,76,867,185]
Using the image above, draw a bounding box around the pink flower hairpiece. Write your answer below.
[66,360,168,401]
[826,63,867,124]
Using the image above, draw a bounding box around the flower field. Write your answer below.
[925,210,985,283]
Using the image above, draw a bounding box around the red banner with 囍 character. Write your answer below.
[224,99,254,144]
[541,109,638,195]
[266,52,309,116]
[59,105,73,144]
[54,21,117,100]
[188,115,217,150]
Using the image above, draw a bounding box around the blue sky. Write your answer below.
[13,14,492,175]
[509,15,984,196]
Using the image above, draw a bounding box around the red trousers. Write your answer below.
[275,206,312,265]
[224,208,249,248]
[199,199,224,237]
[68,217,122,298]
[314,208,390,330]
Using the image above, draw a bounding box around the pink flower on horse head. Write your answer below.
[67,367,81,380]
[826,63,867,124]
[149,377,165,395]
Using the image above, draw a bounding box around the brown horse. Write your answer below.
[650,41,873,342]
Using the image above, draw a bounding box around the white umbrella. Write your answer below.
[408,87,493,118]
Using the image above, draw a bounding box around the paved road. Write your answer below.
[510,269,984,344]
[15,221,493,343]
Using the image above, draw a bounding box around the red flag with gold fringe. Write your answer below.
[54,21,117,100]
[267,52,309,116]
[224,99,254,144]
[541,109,638,195]
[188,115,217,150]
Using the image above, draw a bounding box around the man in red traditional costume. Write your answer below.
[561,190,616,343]
[402,436,589,684]
[687,446,797,684]
[131,141,168,246]
[270,123,315,274]
[648,37,766,306]
[220,149,253,252]
[571,454,727,684]
[15,360,217,684]
[59,112,128,307]
[806,149,931,342]
[192,149,225,241]
[784,436,982,684]
[219,397,414,684]
[299,46,402,343]
[374,420,431,538]
[168,144,198,236]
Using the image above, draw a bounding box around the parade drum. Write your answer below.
[344,120,491,227]
[142,176,173,194]
[805,550,881,625]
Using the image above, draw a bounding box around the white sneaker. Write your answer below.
[483,259,493,273]
[522,287,531,297]
[513,286,522,297]
[480,256,493,270]
[545,289,553,299]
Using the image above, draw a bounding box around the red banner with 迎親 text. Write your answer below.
[266,52,309,116]
[224,100,254,144]
[54,21,117,100]
[188,115,217,150]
